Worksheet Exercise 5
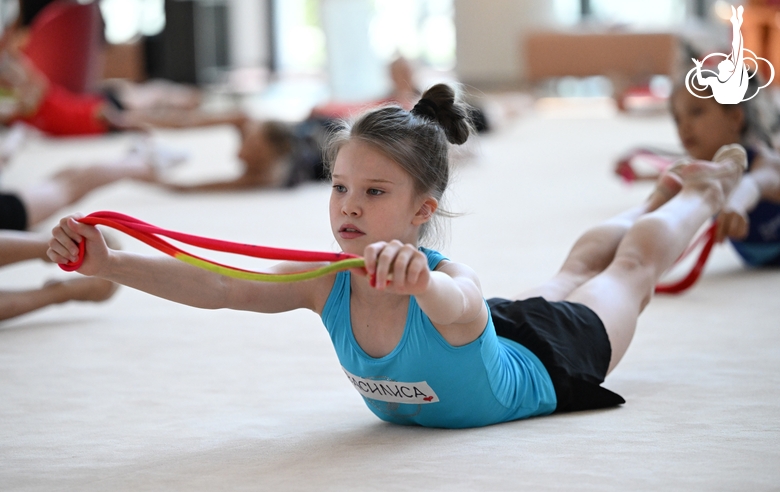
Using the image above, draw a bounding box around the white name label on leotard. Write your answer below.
[342,368,439,404]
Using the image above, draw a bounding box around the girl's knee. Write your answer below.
[606,255,657,306]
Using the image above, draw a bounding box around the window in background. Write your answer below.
[273,0,454,75]
[552,0,581,26]
[0,0,18,31]
[553,0,688,28]
[273,0,326,74]
[369,0,455,70]
[100,0,166,44]
[587,0,687,27]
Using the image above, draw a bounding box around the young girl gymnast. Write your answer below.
[47,84,747,428]
[155,119,328,192]
[668,74,780,266]
[0,48,247,136]
[0,32,245,137]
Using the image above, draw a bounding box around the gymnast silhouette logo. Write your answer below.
[685,5,774,104]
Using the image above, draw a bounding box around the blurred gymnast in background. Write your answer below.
[656,73,780,266]
[0,0,247,136]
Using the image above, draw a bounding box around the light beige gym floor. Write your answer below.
[1,102,778,491]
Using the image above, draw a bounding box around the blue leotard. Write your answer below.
[729,149,780,266]
[320,247,557,429]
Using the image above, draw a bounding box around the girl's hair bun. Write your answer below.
[410,83,472,145]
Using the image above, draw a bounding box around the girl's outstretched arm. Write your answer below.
[157,173,276,193]
[363,240,488,344]
[47,215,325,313]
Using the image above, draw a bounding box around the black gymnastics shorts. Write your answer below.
[488,297,625,412]
[0,193,28,230]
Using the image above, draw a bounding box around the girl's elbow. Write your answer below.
[451,289,483,325]
[207,275,237,309]
[464,299,486,325]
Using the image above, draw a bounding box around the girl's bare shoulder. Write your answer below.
[434,258,481,285]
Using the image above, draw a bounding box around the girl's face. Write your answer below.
[671,90,744,161]
[329,140,436,255]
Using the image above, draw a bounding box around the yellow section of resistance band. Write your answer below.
[176,253,366,282]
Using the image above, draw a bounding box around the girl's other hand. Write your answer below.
[48,214,110,276]
[363,240,430,295]
[715,209,749,243]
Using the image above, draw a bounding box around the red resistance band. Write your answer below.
[59,212,715,294]
[654,223,717,295]
[59,211,360,273]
